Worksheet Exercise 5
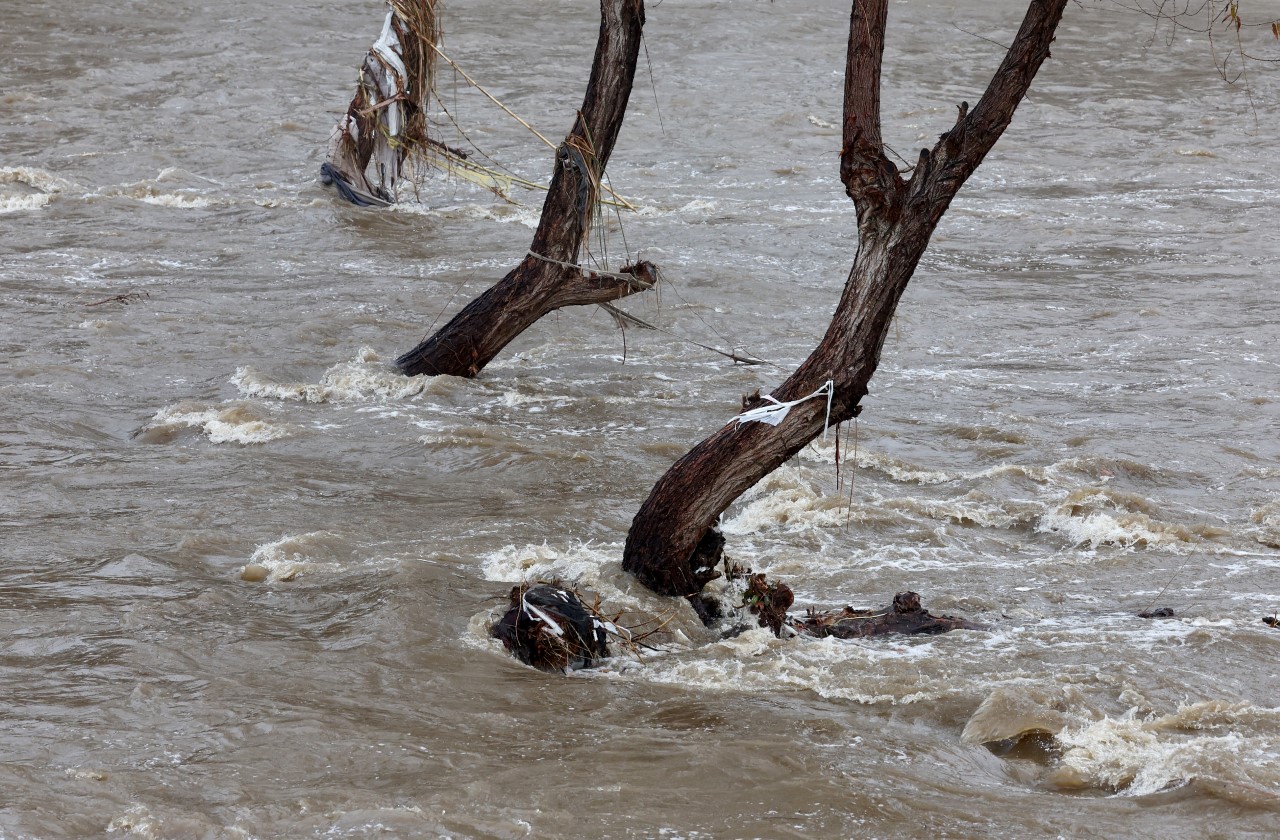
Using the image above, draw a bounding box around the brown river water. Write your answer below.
[3,1,1280,837]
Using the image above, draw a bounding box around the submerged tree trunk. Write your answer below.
[623,0,1069,597]
[396,0,650,378]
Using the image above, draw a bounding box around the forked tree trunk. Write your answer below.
[396,0,650,377]
[623,0,1069,597]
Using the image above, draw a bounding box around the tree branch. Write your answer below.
[530,0,646,264]
[548,259,659,308]
[395,0,647,377]
[841,0,902,218]
[915,0,1069,207]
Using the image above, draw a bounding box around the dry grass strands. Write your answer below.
[322,3,637,211]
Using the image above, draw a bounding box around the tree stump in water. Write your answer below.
[323,0,439,206]
[490,583,612,673]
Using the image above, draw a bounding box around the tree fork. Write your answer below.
[396,0,648,378]
[622,0,1068,597]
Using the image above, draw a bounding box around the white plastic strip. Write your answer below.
[734,379,835,440]
[521,594,564,636]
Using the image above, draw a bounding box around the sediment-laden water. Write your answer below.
[3,1,1279,836]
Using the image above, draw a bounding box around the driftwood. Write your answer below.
[730,558,982,639]
[661,527,984,641]
[791,590,985,639]
[81,292,149,307]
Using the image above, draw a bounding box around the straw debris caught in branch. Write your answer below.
[322,0,439,206]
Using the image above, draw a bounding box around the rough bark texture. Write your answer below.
[623,0,1068,596]
[396,0,648,377]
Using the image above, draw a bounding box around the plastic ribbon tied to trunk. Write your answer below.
[734,380,835,439]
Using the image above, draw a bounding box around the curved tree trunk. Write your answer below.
[623,0,1069,597]
[396,0,650,377]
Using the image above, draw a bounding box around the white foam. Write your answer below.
[858,454,947,485]
[244,532,343,582]
[675,198,719,214]
[0,193,53,214]
[481,541,618,591]
[137,191,212,209]
[0,166,74,192]
[232,348,447,404]
[612,625,963,706]
[0,166,70,213]
[799,440,1045,486]
[1250,498,1280,548]
[143,402,289,445]
[1052,712,1258,797]
[499,390,561,408]
[100,179,217,209]
[721,465,849,534]
[153,166,221,185]
[882,492,1039,530]
[395,201,541,229]
[720,461,1039,539]
[106,804,165,838]
[1036,507,1192,550]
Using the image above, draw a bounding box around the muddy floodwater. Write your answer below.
[3,1,1280,837]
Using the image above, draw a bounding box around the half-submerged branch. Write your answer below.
[623,0,1068,598]
[395,0,650,378]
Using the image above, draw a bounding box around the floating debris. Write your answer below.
[741,573,794,637]
[81,291,150,307]
[792,589,986,639]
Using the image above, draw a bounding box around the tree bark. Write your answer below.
[396,0,649,377]
[623,0,1069,597]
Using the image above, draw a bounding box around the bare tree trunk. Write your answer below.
[623,0,1069,597]
[396,0,650,377]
